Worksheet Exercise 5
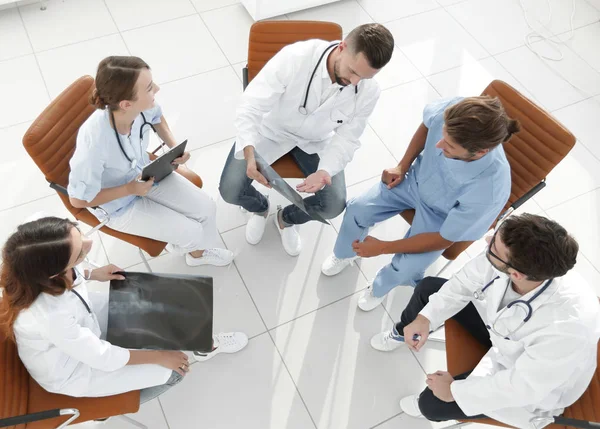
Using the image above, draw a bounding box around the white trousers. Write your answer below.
[107,172,219,254]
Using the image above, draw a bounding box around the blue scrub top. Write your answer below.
[411,97,511,242]
[67,104,163,219]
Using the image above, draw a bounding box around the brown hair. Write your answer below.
[444,96,521,153]
[345,23,394,69]
[499,214,578,282]
[90,56,150,110]
[0,217,77,340]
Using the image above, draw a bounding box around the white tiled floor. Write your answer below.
[1,0,599,428]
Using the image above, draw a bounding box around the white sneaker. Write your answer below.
[274,207,301,256]
[185,248,234,267]
[193,332,249,362]
[399,394,424,418]
[321,253,356,276]
[370,327,405,351]
[246,199,270,245]
[357,283,385,311]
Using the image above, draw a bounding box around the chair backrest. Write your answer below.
[0,332,29,429]
[483,80,576,211]
[246,20,343,84]
[22,76,96,220]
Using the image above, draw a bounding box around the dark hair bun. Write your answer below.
[89,89,106,110]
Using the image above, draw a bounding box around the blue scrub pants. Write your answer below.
[333,175,447,298]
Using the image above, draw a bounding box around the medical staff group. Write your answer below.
[1,23,598,429]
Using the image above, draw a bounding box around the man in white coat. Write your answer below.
[219,24,394,256]
[370,213,600,429]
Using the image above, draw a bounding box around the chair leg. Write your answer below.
[114,415,148,429]
[138,248,153,273]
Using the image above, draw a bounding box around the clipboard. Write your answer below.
[141,140,187,182]
[254,154,330,225]
[106,271,213,353]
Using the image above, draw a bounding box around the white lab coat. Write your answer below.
[13,270,171,397]
[235,39,381,177]
[420,253,600,429]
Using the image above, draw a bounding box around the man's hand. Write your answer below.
[246,158,270,188]
[403,314,431,351]
[296,170,331,193]
[89,264,126,282]
[426,371,455,403]
[172,151,191,165]
[381,165,406,189]
[352,236,385,258]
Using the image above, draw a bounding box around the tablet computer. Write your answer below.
[141,140,188,182]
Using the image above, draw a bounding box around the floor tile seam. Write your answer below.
[265,329,319,429]
[17,6,51,100]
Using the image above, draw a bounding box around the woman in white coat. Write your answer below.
[370,213,600,429]
[0,217,244,401]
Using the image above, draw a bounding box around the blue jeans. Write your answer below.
[219,143,346,225]
[333,176,446,298]
[139,371,183,404]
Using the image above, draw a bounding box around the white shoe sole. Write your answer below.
[321,257,354,276]
[185,252,234,267]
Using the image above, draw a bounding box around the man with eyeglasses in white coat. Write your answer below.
[370,213,600,429]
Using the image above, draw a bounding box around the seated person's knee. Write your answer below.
[418,389,443,422]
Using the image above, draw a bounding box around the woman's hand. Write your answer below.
[172,151,191,166]
[156,351,190,377]
[89,264,125,282]
[128,175,154,196]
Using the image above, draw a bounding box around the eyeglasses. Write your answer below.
[486,230,527,275]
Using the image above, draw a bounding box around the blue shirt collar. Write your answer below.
[439,146,497,183]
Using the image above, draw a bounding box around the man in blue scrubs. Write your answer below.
[321,96,519,311]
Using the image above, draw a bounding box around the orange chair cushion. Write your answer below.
[26,379,139,429]
[0,336,29,429]
[271,154,305,179]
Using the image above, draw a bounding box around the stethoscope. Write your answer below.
[71,268,92,315]
[110,110,159,170]
[473,276,554,339]
[298,43,358,123]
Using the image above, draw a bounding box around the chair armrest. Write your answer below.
[49,181,69,197]
[497,180,546,224]
[537,415,600,429]
[48,181,111,233]
[243,66,248,91]
[0,408,79,428]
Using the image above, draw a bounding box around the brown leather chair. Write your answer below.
[0,331,141,429]
[445,318,600,429]
[243,20,343,178]
[400,80,576,272]
[22,76,203,271]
